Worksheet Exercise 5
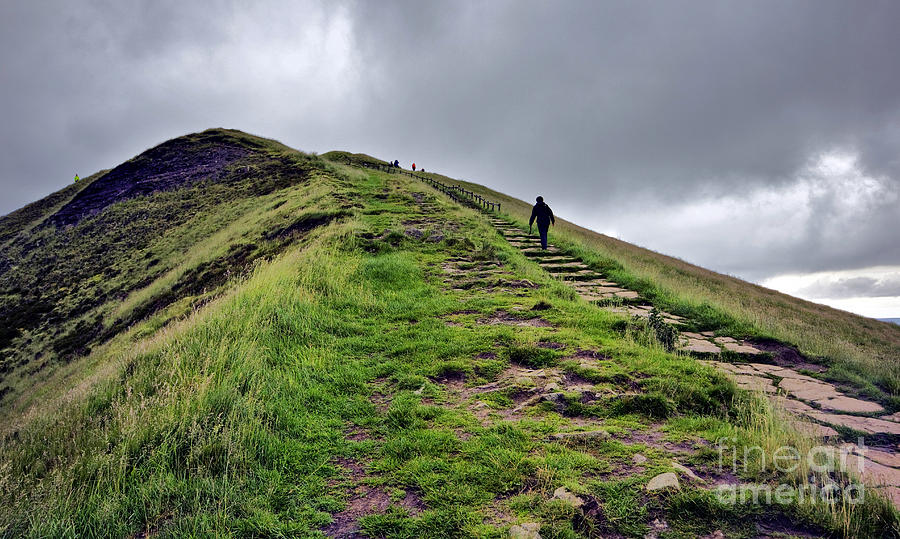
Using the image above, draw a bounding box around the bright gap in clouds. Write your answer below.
[575,150,900,319]
[762,266,900,319]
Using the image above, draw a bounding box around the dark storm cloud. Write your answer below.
[2,1,900,303]
[342,1,900,279]
[0,0,361,216]
[348,2,900,192]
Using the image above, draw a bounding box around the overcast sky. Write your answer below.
[2,1,899,317]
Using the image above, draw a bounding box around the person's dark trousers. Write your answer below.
[538,225,549,249]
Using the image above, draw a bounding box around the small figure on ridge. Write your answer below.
[529,196,555,250]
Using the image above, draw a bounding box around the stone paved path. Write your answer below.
[488,217,900,509]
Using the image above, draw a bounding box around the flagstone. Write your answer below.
[815,395,884,414]
[607,290,640,299]
[787,419,839,439]
[771,395,816,414]
[730,374,777,393]
[580,286,627,294]
[778,378,842,402]
[681,338,721,355]
[747,363,787,375]
[540,261,588,269]
[843,454,900,487]
[720,341,763,355]
[805,411,900,435]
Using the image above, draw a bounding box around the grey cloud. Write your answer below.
[798,275,900,299]
[2,0,900,285]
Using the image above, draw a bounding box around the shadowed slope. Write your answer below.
[0,129,343,402]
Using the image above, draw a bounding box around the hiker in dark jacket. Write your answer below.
[529,196,555,249]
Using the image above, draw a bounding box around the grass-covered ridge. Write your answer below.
[0,134,897,537]
[402,168,900,409]
[0,129,347,408]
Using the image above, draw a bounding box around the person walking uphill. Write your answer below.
[529,196,555,249]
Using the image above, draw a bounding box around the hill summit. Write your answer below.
[1,129,899,537]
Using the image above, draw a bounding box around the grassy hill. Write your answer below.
[0,129,898,537]
[408,171,900,409]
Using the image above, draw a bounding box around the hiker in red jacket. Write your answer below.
[412,162,416,171]
[529,196,555,250]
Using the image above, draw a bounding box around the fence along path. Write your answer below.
[348,160,502,213]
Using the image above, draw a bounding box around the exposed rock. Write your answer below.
[551,487,585,508]
[505,279,539,289]
[681,338,721,355]
[699,531,725,539]
[644,518,669,539]
[633,453,648,465]
[479,311,553,327]
[840,453,900,487]
[404,227,425,240]
[748,362,789,374]
[540,392,568,413]
[778,377,842,402]
[730,374,776,393]
[863,448,900,469]
[815,395,884,414]
[770,395,815,414]
[671,460,704,482]
[787,419,840,439]
[550,430,610,442]
[718,340,763,355]
[540,261,588,269]
[805,411,900,435]
[646,472,680,491]
[509,522,542,539]
[874,486,900,509]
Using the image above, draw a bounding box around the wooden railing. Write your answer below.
[349,160,501,213]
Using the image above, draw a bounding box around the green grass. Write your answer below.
[0,134,897,537]
[401,168,900,407]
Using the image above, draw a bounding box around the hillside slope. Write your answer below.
[0,132,897,537]
[405,169,900,409]
[0,129,350,408]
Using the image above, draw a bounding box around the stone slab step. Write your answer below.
[680,338,721,354]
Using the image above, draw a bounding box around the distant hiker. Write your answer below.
[393,160,399,167]
[412,163,416,171]
[529,196,555,250]
[73,174,80,183]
